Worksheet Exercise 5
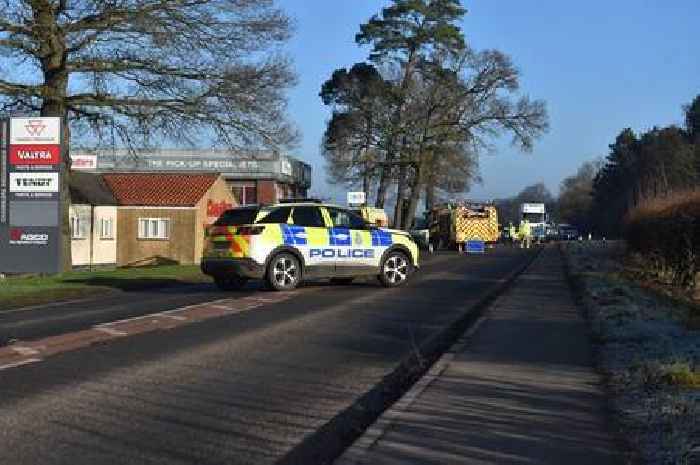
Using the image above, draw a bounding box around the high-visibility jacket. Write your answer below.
[508,224,517,239]
[519,220,531,239]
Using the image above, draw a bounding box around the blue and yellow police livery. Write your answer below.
[201,202,419,291]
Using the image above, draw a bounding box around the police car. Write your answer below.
[201,201,419,291]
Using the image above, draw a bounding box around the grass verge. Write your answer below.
[0,265,209,312]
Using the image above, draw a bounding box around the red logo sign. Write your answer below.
[25,120,47,136]
[207,200,233,219]
[9,228,22,241]
[9,145,61,165]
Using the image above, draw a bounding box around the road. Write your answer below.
[0,247,534,465]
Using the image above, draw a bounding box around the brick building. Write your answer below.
[102,173,236,266]
[71,148,312,206]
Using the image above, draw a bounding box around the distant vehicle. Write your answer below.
[352,206,389,228]
[520,203,548,241]
[428,202,499,251]
[201,201,419,291]
[545,223,559,241]
[558,224,579,240]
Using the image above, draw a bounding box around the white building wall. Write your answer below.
[70,205,118,267]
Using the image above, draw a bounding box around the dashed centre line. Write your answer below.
[0,291,299,372]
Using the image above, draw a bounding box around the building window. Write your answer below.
[231,182,257,205]
[71,216,85,239]
[138,218,170,240]
[100,218,115,239]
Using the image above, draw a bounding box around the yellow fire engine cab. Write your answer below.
[428,202,499,251]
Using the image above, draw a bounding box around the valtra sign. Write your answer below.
[9,145,61,165]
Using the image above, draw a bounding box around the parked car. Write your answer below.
[201,201,420,291]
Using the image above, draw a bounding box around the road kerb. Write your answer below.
[276,247,542,465]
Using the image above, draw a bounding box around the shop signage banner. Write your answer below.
[70,154,97,170]
[10,117,61,145]
[9,144,61,167]
[10,172,60,193]
[0,117,63,273]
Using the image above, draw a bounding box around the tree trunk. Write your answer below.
[362,166,370,198]
[425,181,436,212]
[404,163,424,230]
[37,4,71,272]
[393,164,408,228]
[377,49,417,210]
[375,163,391,209]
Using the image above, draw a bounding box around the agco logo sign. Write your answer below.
[25,120,47,137]
[9,117,61,144]
[9,228,22,242]
[9,228,49,246]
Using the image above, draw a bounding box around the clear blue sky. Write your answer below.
[276,0,699,201]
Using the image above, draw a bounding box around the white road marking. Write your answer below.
[96,314,154,326]
[160,314,187,321]
[11,346,40,356]
[209,304,236,311]
[94,327,128,337]
[0,358,41,371]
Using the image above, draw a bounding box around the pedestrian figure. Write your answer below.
[519,217,532,249]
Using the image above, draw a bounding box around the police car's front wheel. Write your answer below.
[267,253,301,291]
[379,251,411,287]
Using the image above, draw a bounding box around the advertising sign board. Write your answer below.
[9,145,61,167]
[70,154,97,170]
[521,203,546,214]
[0,123,6,225]
[9,172,60,193]
[9,117,61,144]
[0,117,63,273]
[347,191,366,206]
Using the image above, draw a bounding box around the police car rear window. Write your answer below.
[214,208,259,226]
[256,206,292,224]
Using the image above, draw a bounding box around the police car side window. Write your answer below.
[329,208,365,229]
[256,206,292,224]
[292,206,325,227]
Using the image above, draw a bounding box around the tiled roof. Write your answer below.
[103,173,218,206]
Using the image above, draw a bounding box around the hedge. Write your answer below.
[624,191,700,288]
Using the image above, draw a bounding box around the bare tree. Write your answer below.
[397,48,548,229]
[0,0,296,270]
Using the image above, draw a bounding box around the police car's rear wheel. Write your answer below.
[267,253,301,291]
[379,251,410,287]
[214,275,248,291]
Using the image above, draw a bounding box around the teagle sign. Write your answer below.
[10,117,61,145]
[9,145,61,165]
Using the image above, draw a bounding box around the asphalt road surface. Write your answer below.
[0,246,535,465]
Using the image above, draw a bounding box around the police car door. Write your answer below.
[288,206,331,278]
[327,207,377,275]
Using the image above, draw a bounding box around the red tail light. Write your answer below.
[236,226,265,235]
